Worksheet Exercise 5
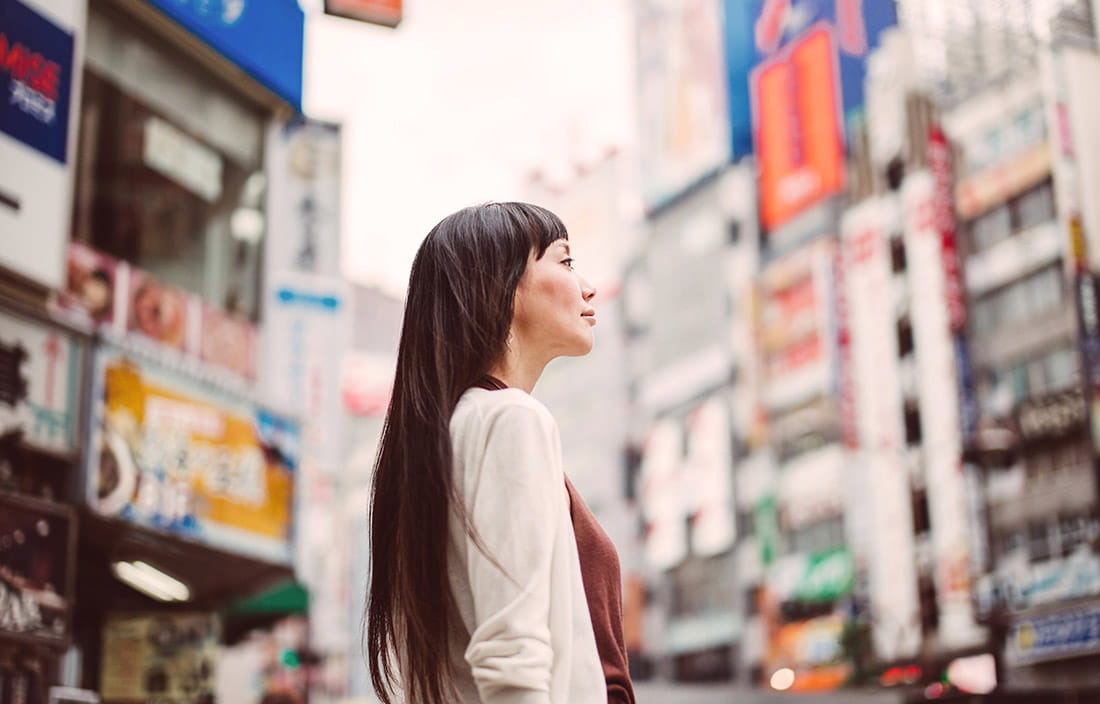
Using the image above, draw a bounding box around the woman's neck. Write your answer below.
[486,344,547,394]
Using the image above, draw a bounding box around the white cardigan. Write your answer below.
[443,387,605,704]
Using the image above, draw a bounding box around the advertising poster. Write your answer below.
[0,493,74,646]
[0,309,80,453]
[199,304,256,381]
[0,0,84,290]
[635,0,730,211]
[127,269,189,353]
[100,612,220,704]
[89,349,299,564]
[58,242,122,329]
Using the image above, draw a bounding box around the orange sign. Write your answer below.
[324,0,402,28]
[91,351,298,562]
[752,24,846,230]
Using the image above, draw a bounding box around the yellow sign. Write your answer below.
[92,352,298,562]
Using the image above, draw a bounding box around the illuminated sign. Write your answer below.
[324,0,402,28]
[89,350,299,563]
[0,0,74,163]
[723,0,897,159]
[751,25,845,230]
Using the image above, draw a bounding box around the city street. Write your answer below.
[633,681,904,704]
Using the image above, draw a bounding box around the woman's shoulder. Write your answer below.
[452,387,555,432]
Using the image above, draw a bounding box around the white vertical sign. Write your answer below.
[841,196,920,660]
[903,171,984,649]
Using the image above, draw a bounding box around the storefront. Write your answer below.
[1,0,307,698]
[0,302,90,702]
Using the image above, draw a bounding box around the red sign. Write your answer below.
[324,0,402,28]
[929,126,966,331]
[752,24,846,230]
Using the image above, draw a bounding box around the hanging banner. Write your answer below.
[88,349,299,563]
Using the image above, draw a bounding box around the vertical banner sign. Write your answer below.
[928,126,978,443]
[751,24,845,230]
[833,244,857,449]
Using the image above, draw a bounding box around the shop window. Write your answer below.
[744,586,761,617]
[1013,180,1055,232]
[974,265,1065,339]
[1028,521,1053,563]
[1057,515,1089,556]
[72,15,267,320]
[728,221,742,245]
[736,509,755,538]
[969,205,1011,251]
[904,402,923,446]
[918,575,939,636]
[911,488,930,536]
[890,236,907,274]
[1039,346,1079,393]
[896,317,914,358]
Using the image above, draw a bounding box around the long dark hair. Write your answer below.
[365,202,567,703]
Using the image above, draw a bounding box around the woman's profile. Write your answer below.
[365,202,635,703]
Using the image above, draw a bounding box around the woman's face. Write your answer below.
[511,239,597,360]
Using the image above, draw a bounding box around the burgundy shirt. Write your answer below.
[565,477,636,704]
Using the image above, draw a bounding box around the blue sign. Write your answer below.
[0,0,74,163]
[722,0,898,159]
[1009,604,1100,665]
[143,0,303,110]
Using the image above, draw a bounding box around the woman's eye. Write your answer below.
[562,258,575,269]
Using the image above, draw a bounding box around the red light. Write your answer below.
[904,665,922,684]
[880,667,903,687]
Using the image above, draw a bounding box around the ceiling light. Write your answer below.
[111,560,191,602]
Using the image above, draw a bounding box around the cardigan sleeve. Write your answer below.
[462,401,564,704]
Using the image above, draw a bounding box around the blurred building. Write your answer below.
[0,0,335,700]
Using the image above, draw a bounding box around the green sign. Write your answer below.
[755,495,779,566]
[794,548,854,602]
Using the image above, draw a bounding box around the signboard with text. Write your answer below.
[0,0,83,290]
[88,350,299,563]
[142,0,303,109]
[0,309,80,453]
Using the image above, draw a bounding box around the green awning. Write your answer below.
[228,579,309,615]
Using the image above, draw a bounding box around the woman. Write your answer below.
[366,203,635,704]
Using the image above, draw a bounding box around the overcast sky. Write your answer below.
[302,0,637,297]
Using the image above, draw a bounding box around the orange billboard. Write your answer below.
[90,350,299,563]
[752,24,845,230]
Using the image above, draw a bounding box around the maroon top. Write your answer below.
[565,477,636,704]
